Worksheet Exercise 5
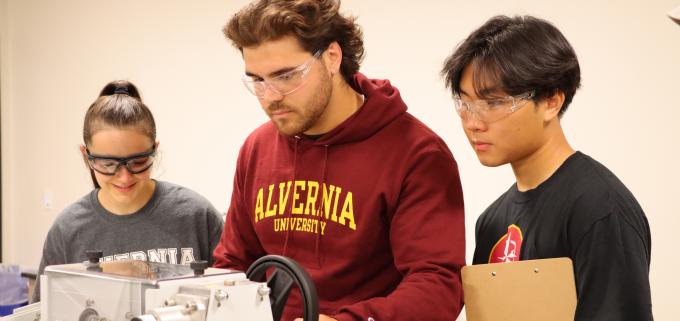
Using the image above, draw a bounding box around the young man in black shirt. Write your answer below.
[441,15,653,321]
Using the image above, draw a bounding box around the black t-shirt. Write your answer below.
[473,152,653,321]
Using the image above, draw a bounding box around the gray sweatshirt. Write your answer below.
[32,180,224,302]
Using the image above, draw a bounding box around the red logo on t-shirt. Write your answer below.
[489,224,523,263]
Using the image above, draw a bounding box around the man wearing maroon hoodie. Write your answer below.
[213,1,465,321]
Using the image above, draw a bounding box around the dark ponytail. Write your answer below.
[83,80,156,188]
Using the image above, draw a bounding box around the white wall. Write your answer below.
[2,0,678,319]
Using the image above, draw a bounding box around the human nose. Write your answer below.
[259,83,284,102]
[461,109,487,132]
[114,163,134,179]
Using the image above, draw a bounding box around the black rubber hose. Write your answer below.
[246,255,319,321]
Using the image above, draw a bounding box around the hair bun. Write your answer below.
[113,87,129,95]
[99,80,142,100]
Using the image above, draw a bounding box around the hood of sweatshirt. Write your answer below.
[292,72,407,146]
[277,72,408,262]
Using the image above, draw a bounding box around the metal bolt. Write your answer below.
[164,299,176,306]
[215,290,229,307]
[491,271,496,277]
[185,301,198,312]
[257,285,271,301]
[534,268,540,274]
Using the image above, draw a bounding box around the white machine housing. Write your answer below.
[13,260,274,321]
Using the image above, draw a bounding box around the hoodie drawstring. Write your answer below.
[282,138,329,269]
[282,137,300,257]
[313,144,330,268]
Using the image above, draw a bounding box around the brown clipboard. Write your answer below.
[461,257,577,321]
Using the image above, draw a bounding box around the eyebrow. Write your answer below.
[87,148,155,160]
[459,86,503,99]
[245,65,300,79]
[479,87,503,97]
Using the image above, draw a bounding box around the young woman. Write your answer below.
[32,80,224,301]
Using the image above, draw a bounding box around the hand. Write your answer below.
[294,314,338,321]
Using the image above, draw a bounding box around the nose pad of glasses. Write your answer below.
[260,84,285,101]
[114,163,135,177]
[461,109,487,130]
[459,103,479,120]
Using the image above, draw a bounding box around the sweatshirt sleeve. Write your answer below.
[212,148,267,272]
[571,213,653,321]
[31,222,68,303]
[333,148,466,321]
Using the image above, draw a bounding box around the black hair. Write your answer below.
[441,15,581,116]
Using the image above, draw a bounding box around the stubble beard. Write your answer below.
[271,72,333,136]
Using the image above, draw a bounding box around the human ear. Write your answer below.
[79,145,91,169]
[79,145,90,162]
[323,41,343,75]
[543,91,565,121]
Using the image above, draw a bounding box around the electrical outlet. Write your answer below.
[43,191,53,209]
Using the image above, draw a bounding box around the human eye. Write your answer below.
[276,70,302,82]
[130,156,150,166]
[94,158,118,170]
[246,76,264,83]
[100,159,118,166]
[485,99,509,110]
[460,100,474,110]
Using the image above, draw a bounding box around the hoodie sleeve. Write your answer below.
[333,147,466,321]
[212,147,267,272]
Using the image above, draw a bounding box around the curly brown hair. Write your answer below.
[223,0,364,84]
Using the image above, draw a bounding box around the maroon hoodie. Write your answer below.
[214,73,465,321]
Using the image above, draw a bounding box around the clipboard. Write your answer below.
[461,257,577,321]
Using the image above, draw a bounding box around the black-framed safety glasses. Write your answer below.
[85,147,156,176]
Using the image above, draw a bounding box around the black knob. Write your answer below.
[85,250,103,264]
[190,260,209,276]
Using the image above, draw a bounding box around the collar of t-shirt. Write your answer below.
[302,133,325,141]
